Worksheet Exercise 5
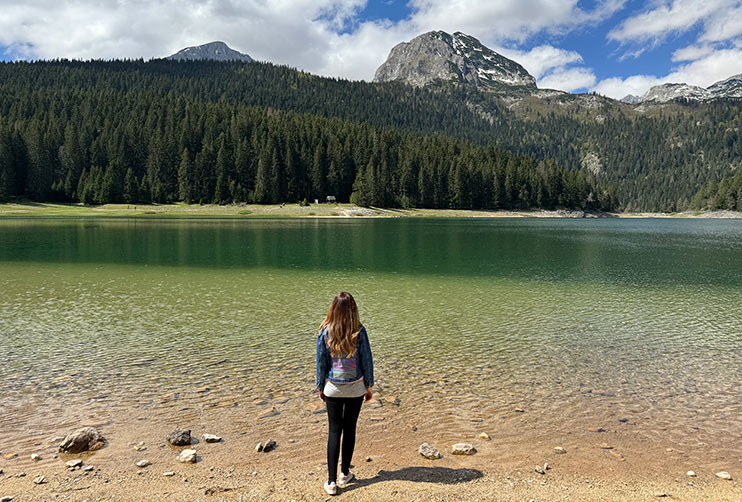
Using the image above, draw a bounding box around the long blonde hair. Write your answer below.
[319,291,362,357]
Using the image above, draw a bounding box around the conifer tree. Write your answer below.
[123,168,139,204]
[178,149,194,203]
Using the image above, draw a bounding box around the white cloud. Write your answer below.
[699,7,742,41]
[608,0,735,43]
[498,45,584,79]
[539,67,597,92]
[672,44,714,62]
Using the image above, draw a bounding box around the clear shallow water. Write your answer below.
[1,218,741,460]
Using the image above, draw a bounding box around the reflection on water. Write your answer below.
[0,218,741,464]
[2,218,742,285]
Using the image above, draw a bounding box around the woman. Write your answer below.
[315,292,374,495]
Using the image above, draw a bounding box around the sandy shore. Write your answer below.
[1,396,740,502]
[1,202,741,219]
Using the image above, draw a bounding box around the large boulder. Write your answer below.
[58,427,105,453]
[167,429,192,446]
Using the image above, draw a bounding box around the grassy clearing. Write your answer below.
[1,201,737,219]
[0,202,584,219]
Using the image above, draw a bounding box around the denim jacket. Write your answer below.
[316,326,374,391]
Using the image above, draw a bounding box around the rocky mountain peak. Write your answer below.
[373,30,536,90]
[641,83,711,103]
[620,94,642,104]
[167,41,253,62]
[707,73,742,98]
[631,74,742,104]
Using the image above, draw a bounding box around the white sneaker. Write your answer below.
[338,470,355,486]
[324,481,337,495]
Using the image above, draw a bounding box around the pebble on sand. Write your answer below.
[598,443,613,449]
[203,434,222,443]
[262,440,277,453]
[83,465,94,472]
[554,446,567,454]
[653,491,669,498]
[0,497,14,502]
[419,443,442,460]
[686,471,697,477]
[451,443,476,455]
[65,459,83,469]
[136,460,151,468]
[255,443,263,452]
[177,449,197,464]
[31,454,41,461]
[535,465,545,475]
[478,433,490,440]
[33,476,46,485]
[715,471,732,480]
[163,472,175,477]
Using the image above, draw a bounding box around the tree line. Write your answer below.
[691,170,742,211]
[0,84,614,210]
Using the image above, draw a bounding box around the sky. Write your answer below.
[2,0,742,99]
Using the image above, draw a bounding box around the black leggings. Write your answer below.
[325,395,364,483]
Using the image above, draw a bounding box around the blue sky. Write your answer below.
[2,0,742,98]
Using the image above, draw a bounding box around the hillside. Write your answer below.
[0,54,740,210]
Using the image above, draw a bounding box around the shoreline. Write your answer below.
[1,403,739,502]
[1,202,741,219]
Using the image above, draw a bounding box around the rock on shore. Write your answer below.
[451,443,476,455]
[203,434,222,443]
[59,427,105,453]
[419,443,442,459]
[177,449,197,463]
[167,430,192,446]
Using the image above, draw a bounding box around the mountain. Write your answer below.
[707,73,742,98]
[620,94,642,104]
[167,41,253,62]
[373,31,536,91]
[641,83,711,103]
[636,74,742,103]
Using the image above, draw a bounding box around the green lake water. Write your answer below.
[1,217,741,458]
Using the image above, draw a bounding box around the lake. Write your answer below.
[1,217,741,470]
